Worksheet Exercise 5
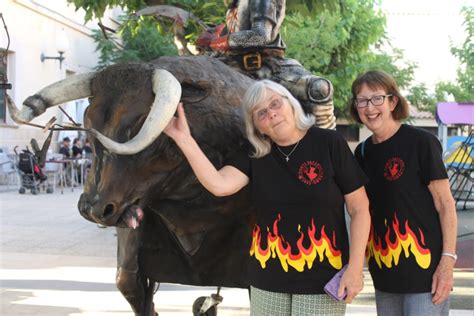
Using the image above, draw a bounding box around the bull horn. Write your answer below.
[6,94,31,124]
[91,69,181,155]
[8,72,95,124]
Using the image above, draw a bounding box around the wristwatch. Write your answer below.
[441,252,458,261]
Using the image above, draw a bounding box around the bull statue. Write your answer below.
[8,55,334,315]
[9,56,260,315]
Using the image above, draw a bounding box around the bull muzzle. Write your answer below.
[78,193,117,224]
[78,193,144,229]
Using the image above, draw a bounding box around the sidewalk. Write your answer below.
[0,189,473,315]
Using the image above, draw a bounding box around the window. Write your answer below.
[336,124,360,142]
[0,49,7,123]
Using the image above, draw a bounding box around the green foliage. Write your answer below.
[434,6,474,103]
[365,48,416,88]
[178,1,227,42]
[406,6,473,114]
[68,0,146,21]
[281,0,413,117]
[71,0,428,119]
[286,0,340,15]
[68,0,226,24]
[92,15,178,70]
[406,84,437,113]
[69,0,226,58]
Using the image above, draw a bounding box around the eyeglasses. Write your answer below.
[253,96,286,121]
[353,94,393,109]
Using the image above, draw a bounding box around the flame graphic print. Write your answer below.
[249,214,342,272]
[366,213,431,269]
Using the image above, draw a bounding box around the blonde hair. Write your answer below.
[242,80,315,158]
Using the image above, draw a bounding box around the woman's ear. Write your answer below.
[255,127,266,138]
[389,95,399,112]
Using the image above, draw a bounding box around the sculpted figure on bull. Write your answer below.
[196,0,336,129]
[7,1,338,316]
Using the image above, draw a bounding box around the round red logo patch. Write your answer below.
[298,161,324,185]
[384,157,405,181]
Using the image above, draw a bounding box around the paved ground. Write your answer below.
[0,187,473,315]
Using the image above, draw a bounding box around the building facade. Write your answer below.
[1,0,119,152]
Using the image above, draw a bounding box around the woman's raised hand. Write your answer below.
[163,102,191,144]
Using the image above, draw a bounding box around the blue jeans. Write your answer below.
[375,290,449,316]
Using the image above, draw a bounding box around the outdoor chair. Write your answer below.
[0,153,20,190]
[44,153,67,194]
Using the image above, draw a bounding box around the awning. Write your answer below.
[436,102,474,125]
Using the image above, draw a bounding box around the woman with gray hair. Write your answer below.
[164,79,370,315]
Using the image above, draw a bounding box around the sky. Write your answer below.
[380,0,471,91]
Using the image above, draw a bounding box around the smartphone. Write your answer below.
[323,264,348,301]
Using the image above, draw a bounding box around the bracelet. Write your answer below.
[441,252,458,261]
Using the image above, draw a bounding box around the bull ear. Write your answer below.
[180,80,211,104]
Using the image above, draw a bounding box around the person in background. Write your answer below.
[72,138,83,158]
[83,139,93,157]
[58,137,73,184]
[59,137,71,159]
[82,138,93,172]
[164,79,370,315]
[71,137,84,184]
[351,70,457,316]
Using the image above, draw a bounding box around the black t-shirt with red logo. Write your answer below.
[227,127,367,294]
[354,124,447,293]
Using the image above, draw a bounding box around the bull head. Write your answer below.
[8,66,184,227]
[10,57,252,231]
[8,69,181,155]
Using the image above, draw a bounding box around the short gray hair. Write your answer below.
[242,80,315,158]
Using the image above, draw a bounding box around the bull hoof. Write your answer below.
[308,77,332,103]
[192,296,217,316]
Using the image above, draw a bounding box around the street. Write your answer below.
[0,189,472,315]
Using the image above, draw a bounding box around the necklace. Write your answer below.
[276,141,300,162]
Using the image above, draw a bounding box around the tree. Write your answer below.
[92,16,178,70]
[68,0,418,116]
[435,6,473,103]
[407,6,473,113]
[281,0,416,115]
[70,0,227,68]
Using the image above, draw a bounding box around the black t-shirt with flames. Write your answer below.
[354,124,447,293]
[227,127,367,294]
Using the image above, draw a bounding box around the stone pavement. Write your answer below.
[0,188,473,315]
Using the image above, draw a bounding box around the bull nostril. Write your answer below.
[103,204,115,218]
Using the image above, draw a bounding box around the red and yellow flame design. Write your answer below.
[249,214,342,272]
[366,213,431,269]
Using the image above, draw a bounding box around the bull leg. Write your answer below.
[144,280,159,316]
[116,227,156,316]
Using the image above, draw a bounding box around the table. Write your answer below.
[44,158,90,194]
